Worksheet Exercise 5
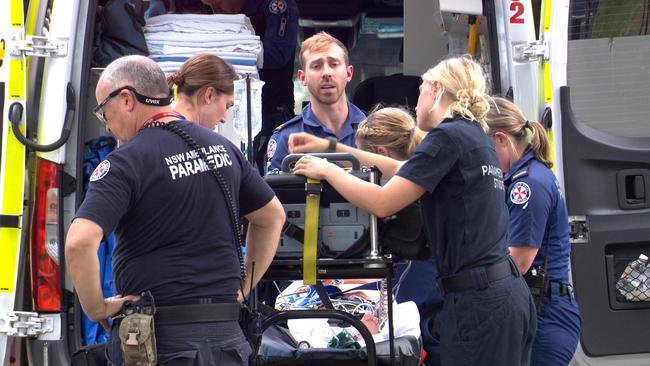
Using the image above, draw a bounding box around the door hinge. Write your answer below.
[512,40,549,63]
[11,36,68,58]
[0,311,58,339]
[569,216,589,244]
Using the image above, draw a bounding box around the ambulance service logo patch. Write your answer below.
[267,138,277,159]
[269,0,287,14]
[90,160,111,182]
[510,181,531,205]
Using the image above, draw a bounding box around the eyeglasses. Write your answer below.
[93,85,174,124]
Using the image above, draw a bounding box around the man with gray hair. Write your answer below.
[65,55,284,365]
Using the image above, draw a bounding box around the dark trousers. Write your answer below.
[439,273,537,365]
[530,288,581,366]
[107,320,251,366]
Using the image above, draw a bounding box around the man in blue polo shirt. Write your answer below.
[265,31,366,173]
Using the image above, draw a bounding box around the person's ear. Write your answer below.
[376,146,390,157]
[346,64,354,82]
[493,131,509,147]
[204,87,215,105]
[121,89,136,112]
[297,69,306,85]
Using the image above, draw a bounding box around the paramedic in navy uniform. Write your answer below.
[288,56,537,365]
[486,97,581,366]
[65,55,285,365]
[265,31,366,173]
[202,0,299,172]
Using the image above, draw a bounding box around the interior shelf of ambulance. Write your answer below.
[605,242,650,310]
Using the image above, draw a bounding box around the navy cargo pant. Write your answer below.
[107,320,251,365]
[530,285,581,366]
[439,264,537,366]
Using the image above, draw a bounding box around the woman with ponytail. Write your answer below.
[167,53,238,131]
[355,107,443,366]
[286,56,537,366]
[486,97,581,366]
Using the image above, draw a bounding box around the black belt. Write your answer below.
[114,301,240,326]
[440,259,516,293]
[548,281,572,297]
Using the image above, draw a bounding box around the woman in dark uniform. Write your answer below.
[486,97,581,366]
[288,56,537,366]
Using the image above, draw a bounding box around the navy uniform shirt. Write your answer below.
[504,151,571,284]
[75,120,275,303]
[396,116,510,277]
[245,0,298,114]
[266,102,366,173]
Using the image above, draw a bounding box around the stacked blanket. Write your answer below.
[145,13,263,77]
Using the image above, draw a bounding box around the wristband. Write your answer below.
[326,136,338,153]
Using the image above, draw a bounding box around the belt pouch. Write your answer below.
[119,313,157,366]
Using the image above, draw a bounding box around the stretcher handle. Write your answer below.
[260,309,377,366]
[281,153,361,173]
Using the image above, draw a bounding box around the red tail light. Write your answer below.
[31,158,61,312]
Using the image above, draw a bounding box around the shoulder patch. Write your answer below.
[267,138,277,159]
[269,0,287,14]
[511,169,529,181]
[510,181,531,205]
[274,117,301,132]
[90,160,111,182]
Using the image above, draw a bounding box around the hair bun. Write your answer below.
[456,89,482,107]
[171,71,184,87]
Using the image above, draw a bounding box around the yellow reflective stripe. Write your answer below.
[547,130,556,173]
[543,62,552,103]
[9,59,25,100]
[0,229,20,293]
[26,0,40,36]
[1,0,27,294]
[10,0,23,28]
[303,178,320,285]
[543,0,553,32]
[0,110,26,294]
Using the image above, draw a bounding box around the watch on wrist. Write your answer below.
[326,136,338,153]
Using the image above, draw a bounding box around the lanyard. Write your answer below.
[143,111,185,125]
[139,111,186,133]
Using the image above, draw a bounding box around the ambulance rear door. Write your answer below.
[562,0,650,363]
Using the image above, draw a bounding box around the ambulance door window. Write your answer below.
[567,0,650,137]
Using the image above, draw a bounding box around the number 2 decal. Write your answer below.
[510,1,525,24]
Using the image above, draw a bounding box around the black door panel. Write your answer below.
[561,86,650,356]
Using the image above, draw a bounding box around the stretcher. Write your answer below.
[253,154,422,366]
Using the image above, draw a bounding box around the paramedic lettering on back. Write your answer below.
[64,55,285,365]
[288,56,537,366]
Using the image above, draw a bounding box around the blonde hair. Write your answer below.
[486,97,553,168]
[421,56,490,132]
[355,106,425,159]
[299,31,349,68]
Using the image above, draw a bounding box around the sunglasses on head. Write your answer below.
[93,86,173,124]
